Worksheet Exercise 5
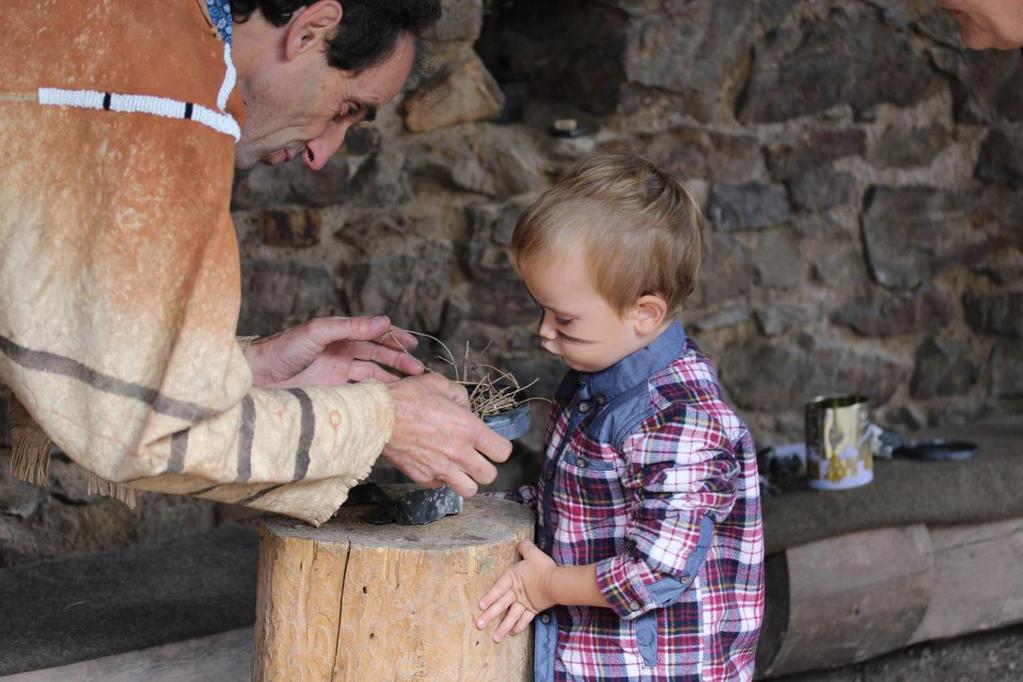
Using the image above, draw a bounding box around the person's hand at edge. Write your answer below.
[245,316,424,389]
[381,373,512,497]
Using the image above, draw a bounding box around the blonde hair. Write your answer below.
[511,152,704,313]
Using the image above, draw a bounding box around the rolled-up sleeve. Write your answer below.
[595,410,738,619]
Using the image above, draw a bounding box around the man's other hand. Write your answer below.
[382,374,513,497]
[246,316,425,389]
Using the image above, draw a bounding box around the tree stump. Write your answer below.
[253,492,534,682]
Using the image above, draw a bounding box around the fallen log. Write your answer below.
[756,518,1023,677]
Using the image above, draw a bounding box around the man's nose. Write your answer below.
[302,124,350,171]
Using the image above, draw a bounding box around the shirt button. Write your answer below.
[576,457,588,468]
[596,395,606,406]
[540,613,551,624]
[545,467,555,480]
[578,401,591,413]
[629,601,641,611]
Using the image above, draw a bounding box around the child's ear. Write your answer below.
[630,294,668,335]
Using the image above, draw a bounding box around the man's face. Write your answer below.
[517,248,647,374]
[939,0,1023,49]
[235,33,415,171]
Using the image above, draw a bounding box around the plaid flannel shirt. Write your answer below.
[521,322,764,681]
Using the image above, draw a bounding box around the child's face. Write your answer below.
[517,249,651,373]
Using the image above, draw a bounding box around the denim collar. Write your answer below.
[557,321,687,405]
[206,0,233,45]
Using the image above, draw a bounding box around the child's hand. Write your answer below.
[476,539,556,642]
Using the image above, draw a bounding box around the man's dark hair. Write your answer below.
[231,0,441,74]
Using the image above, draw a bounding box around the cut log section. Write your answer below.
[757,518,1023,678]
[253,493,534,682]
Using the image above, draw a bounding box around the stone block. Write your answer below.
[404,125,548,197]
[344,125,380,156]
[963,290,1023,338]
[832,286,952,338]
[340,232,453,334]
[462,195,541,327]
[238,260,337,336]
[992,342,1023,398]
[739,8,939,123]
[464,200,521,279]
[691,232,755,306]
[930,47,1023,124]
[404,132,495,195]
[0,474,46,520]
[623,0,757,120]
[426,0,483,42]
[807,236,871,290]
[912,7,961,48]
[632,127,764,183]
[709,182,792,231]
[403,53,505,134]
[910,338,979,399]
[756,302,822,336]
[688,303,751,333]
[765,129,867,179]
[788,168,857,212]
[976,129,1023,188]
[751,229,804,290]
[862,186,993,290]
[720,335,909,412]
[869,124,952,169]
[262,208,321,247]
[232,155,355,209]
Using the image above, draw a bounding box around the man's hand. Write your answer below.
[382,373,512,497]
[245,316,425,389]
[476,540,556,642]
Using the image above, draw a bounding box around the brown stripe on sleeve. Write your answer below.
[0,333,217,421]
[236,394,256,482]
[286,388,314,480]
[168,428,190,473]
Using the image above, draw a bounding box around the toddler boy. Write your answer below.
[475,152,764,681]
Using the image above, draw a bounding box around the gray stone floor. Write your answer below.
[777,625,1023,681]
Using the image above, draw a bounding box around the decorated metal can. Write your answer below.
[805,394,873,490]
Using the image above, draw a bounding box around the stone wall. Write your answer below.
[236,0,1021,455]
[2,0,1020,564]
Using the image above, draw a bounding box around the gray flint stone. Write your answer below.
[395,485,464,525]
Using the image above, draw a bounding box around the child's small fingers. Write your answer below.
[511,610,536,636]
[478,573,512,610]
[493,603,525,643]
[516,539,540,559]
[476,591,515,630]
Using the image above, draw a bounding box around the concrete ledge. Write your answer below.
[0,525,258,676]
[1,628,252,682]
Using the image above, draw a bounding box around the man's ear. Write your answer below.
[630,294,668,336]
[283,0,343,61]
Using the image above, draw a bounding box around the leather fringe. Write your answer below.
[8,394,136,508]
[9,396,51,486]
[87,472,137,509]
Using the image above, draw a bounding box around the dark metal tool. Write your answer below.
[895,439,978,462]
